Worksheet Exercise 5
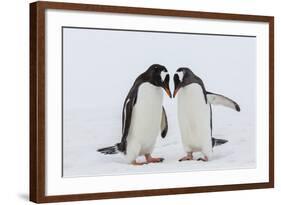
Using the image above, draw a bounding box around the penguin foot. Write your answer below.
[147,157,164,163]
[145,154,164,163]
[131,160,147,166]
[179,152,193,162]
[197,156,208,162]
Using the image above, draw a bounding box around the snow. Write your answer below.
[63,104,255,177]
[62,28,256,177]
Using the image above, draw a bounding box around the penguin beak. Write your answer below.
[164,86,172,98]
[173,74,181,98]
[163,75,172,98]
[173,88,180,98]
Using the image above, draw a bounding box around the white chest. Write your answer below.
[129,83,163,142]
[177,83,208,116]
[177,83,211,149]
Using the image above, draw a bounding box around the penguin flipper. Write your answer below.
[206,91,240,112]
[160,106,168,138]
[120,88,138,153]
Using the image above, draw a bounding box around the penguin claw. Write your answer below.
[197,156,208,162]
[158,158,164,162]
[179,156,193,162]
[179,153,193,162]
[147,157,164,163]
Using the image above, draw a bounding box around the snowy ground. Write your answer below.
[63,102,256,177]
[62,27,256,177]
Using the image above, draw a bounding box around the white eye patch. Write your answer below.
[176,71,184,82]
[160,71,168,82]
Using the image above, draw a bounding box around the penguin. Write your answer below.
[173,67,240,162]
[97,64,171,165]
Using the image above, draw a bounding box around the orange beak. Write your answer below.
[173,88,179,98]
[164,87,172,98]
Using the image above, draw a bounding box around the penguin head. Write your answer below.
[146,64,172,98]
[173,67,195,97]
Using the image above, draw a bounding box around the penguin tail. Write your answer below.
[212,138,228,147]
[97,144,119,155]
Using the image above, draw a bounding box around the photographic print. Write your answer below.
[30,1,273,203]
[62,27,256,177]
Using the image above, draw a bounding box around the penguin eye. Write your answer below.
[164,74,170,83]
[174,74,180,82]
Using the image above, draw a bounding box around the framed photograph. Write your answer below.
[30,1,274,203]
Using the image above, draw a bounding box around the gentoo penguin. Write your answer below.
[97,64,171,165]
[173,67,240,162]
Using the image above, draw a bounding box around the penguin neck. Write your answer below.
[182,80,208,104]
[136,82,163,106]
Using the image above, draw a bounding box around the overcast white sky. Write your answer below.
[63,27,256,113]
